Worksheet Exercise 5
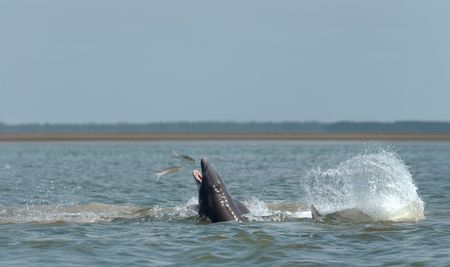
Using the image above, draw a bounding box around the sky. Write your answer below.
[1,0,449,124]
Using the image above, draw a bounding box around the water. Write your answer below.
[0,141,448,266]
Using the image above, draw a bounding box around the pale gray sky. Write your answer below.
[1,0,449,123]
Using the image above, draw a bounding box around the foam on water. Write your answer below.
[300,150,424,222]
[0,197,313,224]
[244,198,312,222]
[0,204,143,224]
[0,198,200,224]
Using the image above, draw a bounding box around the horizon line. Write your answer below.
[2,120,450,125]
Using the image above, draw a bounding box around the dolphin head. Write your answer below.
[192,158,224,192]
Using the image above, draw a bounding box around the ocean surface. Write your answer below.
[0,141,448,266]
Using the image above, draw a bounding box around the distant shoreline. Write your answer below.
[2,133,450,141]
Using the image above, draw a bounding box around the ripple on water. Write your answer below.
[1,141,449,266]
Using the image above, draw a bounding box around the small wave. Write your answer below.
[0,198,200,224]
[0,197,314,224]
[0,203,144,224]
[244,198,312,222]
[300,150,425,222]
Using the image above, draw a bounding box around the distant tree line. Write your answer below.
[1,121,450,134]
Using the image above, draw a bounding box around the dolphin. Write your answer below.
[192,158,248,223]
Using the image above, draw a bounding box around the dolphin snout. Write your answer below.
[200,158,208,171]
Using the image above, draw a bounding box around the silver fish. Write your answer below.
[155,165,184,180]
[171,151,195,164]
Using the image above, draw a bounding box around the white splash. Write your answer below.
[301,151,425,222]
[244,198,312,222]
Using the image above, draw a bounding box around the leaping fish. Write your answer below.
[171,151,195,164]
[155,165,184,181]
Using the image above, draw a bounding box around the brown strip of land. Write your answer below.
[1,133,450,141]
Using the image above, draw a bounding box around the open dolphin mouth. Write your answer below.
[193,169,203,184]
[193,158,209,185]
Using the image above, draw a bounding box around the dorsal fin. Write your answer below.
[311,205,322,220]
